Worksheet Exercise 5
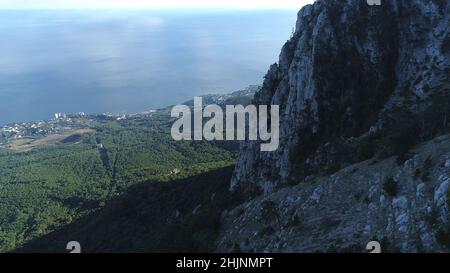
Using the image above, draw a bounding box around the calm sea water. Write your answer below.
[0,9,297,125]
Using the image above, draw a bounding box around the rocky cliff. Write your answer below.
[218,134,450,252]
[219,0,450,252]
[231,0,450,194]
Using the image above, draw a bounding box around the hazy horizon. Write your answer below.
[0,0,315,10]
[0,9,298,125]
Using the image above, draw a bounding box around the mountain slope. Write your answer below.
[231,0,450,195]
[218,134,450,252]
[0,95,244,252]
[18,166,242,253]
[221,0,450,252]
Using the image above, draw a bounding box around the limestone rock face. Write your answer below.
[218,135,450,252]
[223,0,450,252]
[231,0,450,194]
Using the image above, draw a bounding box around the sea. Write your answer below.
[0,9,297,125]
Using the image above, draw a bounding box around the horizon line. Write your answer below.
[0,7,303,11]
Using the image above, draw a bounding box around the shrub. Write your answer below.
[326,163,342,175]
[383,177,398,197]
[436,190,450,248]
[355,133,382,160]
[421,156,433,181]
[442,34,450,54]
[260,200,278,224]
[446,189,450,209]
[425,205,439,227]
[436,228,450,248]
[389,128,417,164]
[413,168,421,180]
[259,226,276,237]
[320,218,341,229]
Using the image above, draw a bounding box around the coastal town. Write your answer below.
[0,87,257,148]
[0,111,156,147]
[0,112,85,146]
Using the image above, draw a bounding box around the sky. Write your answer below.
[0,0,315,10]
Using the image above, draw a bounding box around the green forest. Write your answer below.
[0,111,238,252]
